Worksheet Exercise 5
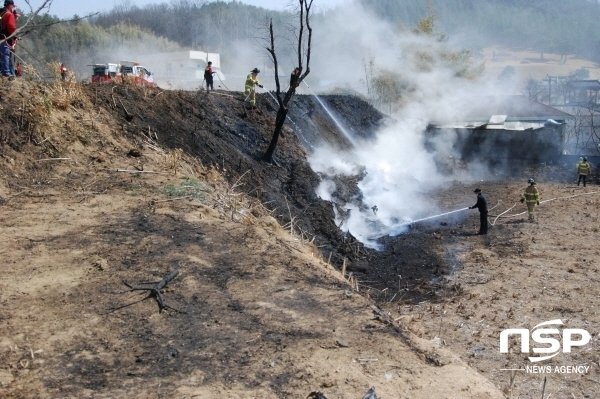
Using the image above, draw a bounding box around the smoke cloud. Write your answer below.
[306,2,505,249]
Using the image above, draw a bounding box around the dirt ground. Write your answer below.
[384,180,600,398]
[480,47,600,82]
[0,78,599,398]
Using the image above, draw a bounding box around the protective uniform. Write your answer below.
[577,159,591,187]
[521,181,540,221]
[244,68,262,106]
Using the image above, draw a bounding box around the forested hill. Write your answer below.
[20,0,600,76]
[94,0,600,63]
[359,0,600,61]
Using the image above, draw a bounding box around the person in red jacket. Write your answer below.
[60,63,68,81]
[1,0,17,77]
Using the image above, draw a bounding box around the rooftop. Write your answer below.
[566,80,600,91]
[431,95,573,131]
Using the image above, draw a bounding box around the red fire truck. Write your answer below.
[89,61,154,86]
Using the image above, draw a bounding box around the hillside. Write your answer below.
[0,79,504,398]
[0,79,599,398]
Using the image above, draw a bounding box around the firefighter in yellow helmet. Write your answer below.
[520,178,540,222]
[577,157,591,187]
[244,67,263,106]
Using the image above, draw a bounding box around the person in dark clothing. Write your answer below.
[204,61,215,91]
[290,67,301,89]
[469,188,488,235]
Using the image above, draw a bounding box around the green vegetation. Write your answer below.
[19,18,181,78]
[573,67,590,80]
[164,177,211,202]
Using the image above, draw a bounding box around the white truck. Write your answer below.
[90,61,154,86]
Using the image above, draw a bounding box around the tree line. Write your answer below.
[359,0,600,62]
[16,0,600,79]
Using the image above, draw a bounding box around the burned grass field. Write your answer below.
[0,79,598,398]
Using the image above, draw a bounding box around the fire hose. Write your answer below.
[393,190,598,230]
[488,190,599,226]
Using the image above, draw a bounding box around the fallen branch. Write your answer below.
[118,98,133,120]
[36,158,71,162]
[113,270,185,313]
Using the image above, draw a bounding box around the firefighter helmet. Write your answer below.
[583,157,588,161]
[251,68,260,74]
[528,178,535,184]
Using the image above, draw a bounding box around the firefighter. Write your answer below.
[469,188,488,235]
[243,67,262,106]
[204,61,215,91]
[521,178,540,222]
[60,63,68,81]
[1,0,17,78]
[577,157,591,187]
[290,66,301,90]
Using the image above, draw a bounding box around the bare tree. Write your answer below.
[261,0,313,164]
[563,107,600,154]
[371,68,403,115]
[524,78,542,102]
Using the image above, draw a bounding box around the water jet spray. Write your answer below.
[302,81,358,147]
[389,207,469,235]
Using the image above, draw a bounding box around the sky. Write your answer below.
[26,0,347,19]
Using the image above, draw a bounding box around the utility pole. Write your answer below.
[546,75,552,105]
[545,75,559,106]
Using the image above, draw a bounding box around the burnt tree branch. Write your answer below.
[115,270,185,313]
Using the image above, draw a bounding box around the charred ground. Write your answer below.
[1,79,598,398]
[88,85,471,303]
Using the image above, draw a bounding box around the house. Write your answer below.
[427,95,573,164]
[564,79,600,108]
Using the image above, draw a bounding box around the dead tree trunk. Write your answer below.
[261,0,313,164]
[263,106,288,163]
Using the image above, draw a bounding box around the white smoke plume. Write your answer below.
[306,2,505,249]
